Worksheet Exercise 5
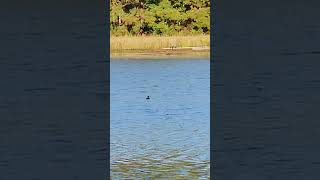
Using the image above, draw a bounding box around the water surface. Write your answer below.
[111,49,210,59]
[111,58,210,179]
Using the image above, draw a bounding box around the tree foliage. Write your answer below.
[110,0,210,36]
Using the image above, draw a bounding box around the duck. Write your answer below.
[146,96,150,99]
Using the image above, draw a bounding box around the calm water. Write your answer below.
[111,58,210,179]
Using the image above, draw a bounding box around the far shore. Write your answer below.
[111,48,210,59]
[111,35,210,59]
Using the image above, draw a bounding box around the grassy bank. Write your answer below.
[110,35,210,51]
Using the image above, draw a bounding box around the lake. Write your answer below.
[110,58,210,179]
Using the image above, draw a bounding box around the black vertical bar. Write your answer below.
[0,0,109,179]
[213,0,320,179]
[210,0,215,179]
[106,0,111,178]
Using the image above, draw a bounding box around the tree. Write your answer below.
[110,0,210,36]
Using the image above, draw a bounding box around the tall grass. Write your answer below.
[110,35,210,51]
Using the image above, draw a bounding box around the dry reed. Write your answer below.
[110,35,210,51]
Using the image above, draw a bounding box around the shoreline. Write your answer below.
[110,47,210,59]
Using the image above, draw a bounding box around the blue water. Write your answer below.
[111,59,210,179]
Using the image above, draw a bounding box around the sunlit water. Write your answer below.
[111,58,210,179]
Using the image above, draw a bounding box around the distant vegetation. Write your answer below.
[110,0,210,36]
